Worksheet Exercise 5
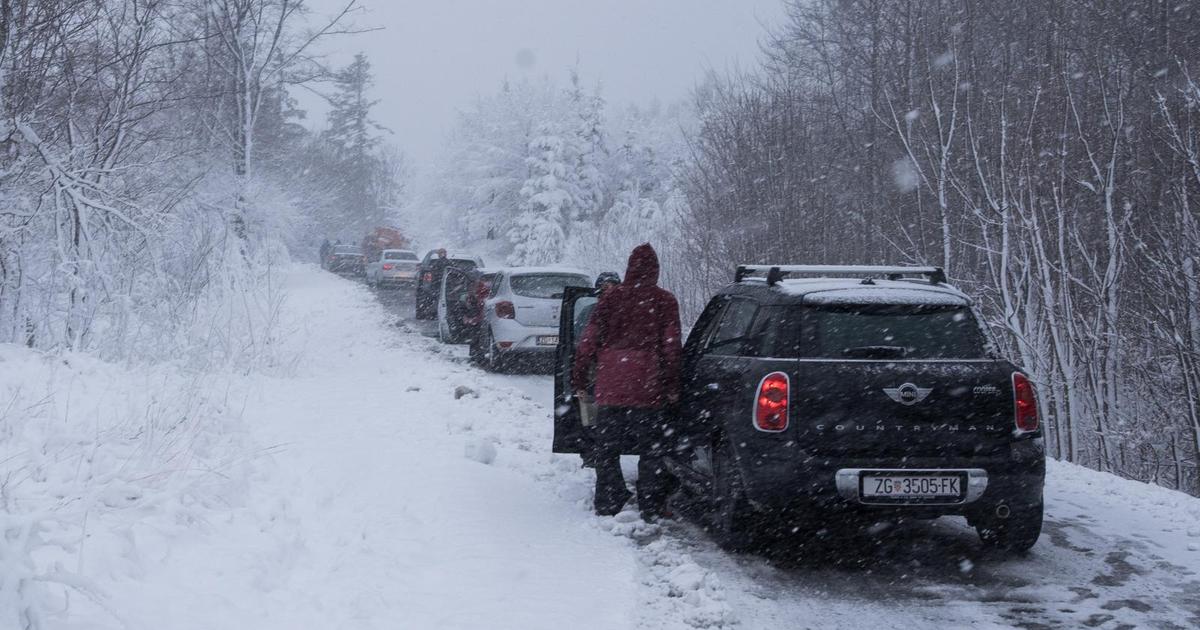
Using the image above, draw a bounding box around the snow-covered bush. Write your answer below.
[0,1,382,624]
[0,345,254,629]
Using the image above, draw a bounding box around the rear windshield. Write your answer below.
[510,274,590,299]
[384,251,417,260]
[333,247,362,255]
[756,304,987,359]
[809,304,985,359]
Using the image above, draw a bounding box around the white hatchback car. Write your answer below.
[472,267,593,372]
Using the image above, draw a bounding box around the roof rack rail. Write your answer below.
[734,264,947,286]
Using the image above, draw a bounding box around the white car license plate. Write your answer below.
[861,474,962,499]
[536,335,559,346]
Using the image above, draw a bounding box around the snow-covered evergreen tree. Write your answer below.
[509,130,573,265]
[323,53,390,231]
[568,69,609,223]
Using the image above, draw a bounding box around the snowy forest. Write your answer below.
[0,2,403,622]
[414,1,1200,497]
[683,0,1200,494]
[0,0,402,363]
[408,71,707,309]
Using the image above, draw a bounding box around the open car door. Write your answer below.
[553,285,600,453]
[441,267,474,343]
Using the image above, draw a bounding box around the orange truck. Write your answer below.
[361,227,410,262]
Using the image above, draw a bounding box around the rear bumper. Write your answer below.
[738,439,1045,517]
[490,320,559,352]
[375,275,415,286]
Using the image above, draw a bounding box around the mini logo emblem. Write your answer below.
[973,385,1000,396]
[883,383,933,405]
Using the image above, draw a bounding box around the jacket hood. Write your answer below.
[624,243,660,288]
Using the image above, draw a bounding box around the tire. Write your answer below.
[468,328,484,364]
[416,290,434,320]
[976,501,1043,553]
[709,439,762,552]
[480,327,506,373]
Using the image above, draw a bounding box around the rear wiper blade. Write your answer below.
[841,345,908,359]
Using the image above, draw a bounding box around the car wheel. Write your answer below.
[976,501,1042,553]
[468,328,483,364]
[710,439,762,552]
[482,327,505,373]
[416,291,433,320]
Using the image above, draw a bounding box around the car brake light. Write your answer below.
[423,272,433,283]
[382,263,394,271]
[495,301,515,319]
[1012,372,1039,433]
[755,372,789,432]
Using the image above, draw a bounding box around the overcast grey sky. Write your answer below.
[301,0,786,163]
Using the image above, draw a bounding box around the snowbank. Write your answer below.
[0,344,255,628]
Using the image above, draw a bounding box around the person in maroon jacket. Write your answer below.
[573,243,683,518]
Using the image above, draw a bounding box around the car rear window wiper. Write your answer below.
[841,345,908,359]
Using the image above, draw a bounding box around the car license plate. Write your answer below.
[861,474,962,499]
[536,335,559,346]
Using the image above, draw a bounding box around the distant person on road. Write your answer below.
[573,271,622,469]
[416,248,453,320]
[429,248,450,282]
[319,238,331,267]
[573,245,682,519]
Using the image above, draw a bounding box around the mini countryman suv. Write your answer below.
[557,265,1045,554]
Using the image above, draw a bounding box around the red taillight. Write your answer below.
[382,263,394,271]
[755,372,789,432]
[1012,372,1039,433]
[423,272,433,283]
[494,301,515,319]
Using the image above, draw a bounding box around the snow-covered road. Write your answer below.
[88,266,1200,629]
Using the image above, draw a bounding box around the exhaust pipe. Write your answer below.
[994,504,1011,519]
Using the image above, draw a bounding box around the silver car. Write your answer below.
[366,249,420,288]
[472,267,593,372]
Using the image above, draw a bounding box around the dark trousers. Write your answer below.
[593,406,673,517]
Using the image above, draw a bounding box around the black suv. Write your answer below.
[554,265,1044,553]
[325,245,365,276]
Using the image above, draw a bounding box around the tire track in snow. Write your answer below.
[373,285,739,629]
